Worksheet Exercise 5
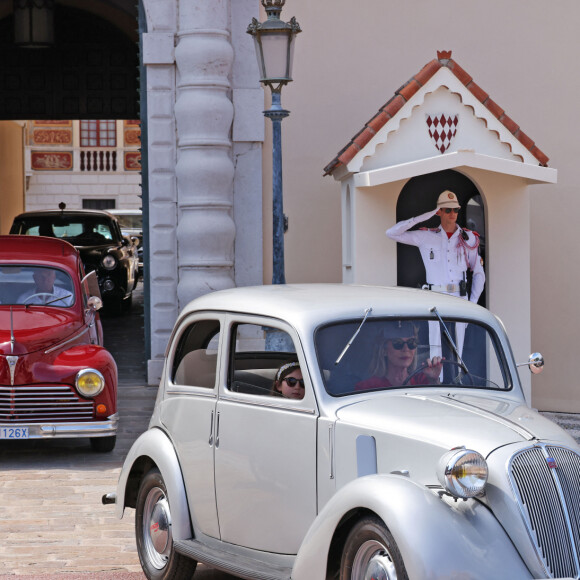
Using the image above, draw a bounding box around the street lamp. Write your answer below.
[248,0,301,285]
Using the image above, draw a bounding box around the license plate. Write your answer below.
[0,427,29,439]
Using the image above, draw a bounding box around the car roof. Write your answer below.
[0,235,81,271]
[12,209,117,220]
[110,209,141,215]
[180,284,500,330]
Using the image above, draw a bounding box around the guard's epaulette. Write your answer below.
[463,228,480,237]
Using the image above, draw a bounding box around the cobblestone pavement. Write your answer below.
[1,284,579,578]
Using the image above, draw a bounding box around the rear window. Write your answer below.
[12,216,115,244]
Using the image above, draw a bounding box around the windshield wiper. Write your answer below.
[429,306,469,374]
[46,294,73,306]
[335,307,372,365]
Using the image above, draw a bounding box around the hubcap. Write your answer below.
[352,539,397,580]
[142,487,172,570]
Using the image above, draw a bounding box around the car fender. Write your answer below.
[115,427,192,541]
[292,474,532,580]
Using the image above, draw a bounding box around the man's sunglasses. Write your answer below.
[442,207,460,214]
[391,338,418,350]
[284,377,305,387]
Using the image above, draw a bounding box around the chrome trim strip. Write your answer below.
[166,387,216,399]
[10,307,15,353]
[208,410,214,446]
[0,414,118,439]
[507,442,580,578]
[5,356,18,386]
[329,424,335,480]
[218,394,317,415]
[215,411,220,449]
[45,326,90,354]
[545,445,580,574]
[507,446,555,578]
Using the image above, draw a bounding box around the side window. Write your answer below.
[228,323,297,397]
[172,320,221,388]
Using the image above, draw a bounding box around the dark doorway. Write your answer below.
[0,5,138,120]
[395,169,486,307]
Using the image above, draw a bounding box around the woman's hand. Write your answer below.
[422,356,443,380]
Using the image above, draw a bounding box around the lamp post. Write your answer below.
[248,0,301,285]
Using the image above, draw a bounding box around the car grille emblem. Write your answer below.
[5,356,18,386]
[546,456,557,469]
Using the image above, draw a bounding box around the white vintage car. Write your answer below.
[104,284,580,580]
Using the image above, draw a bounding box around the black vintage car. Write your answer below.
[10,207,139,313]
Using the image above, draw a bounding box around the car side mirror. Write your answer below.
[130,236,140,246]
[517,352,544,375]
[87,295,103,311]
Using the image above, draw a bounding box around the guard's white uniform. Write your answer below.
[386,208,485,303]
[386,208,485,359]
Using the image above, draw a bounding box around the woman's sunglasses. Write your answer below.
[284,377,305,387]
[391,338,418,350]
[442,208,460,214]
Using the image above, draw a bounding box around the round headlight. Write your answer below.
[76,369,105,397]
[101,255,117,270]
[437,448,488,498]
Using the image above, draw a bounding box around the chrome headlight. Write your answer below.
[437,448,488,498]
[76,369,105,397]
[101,255,117,270]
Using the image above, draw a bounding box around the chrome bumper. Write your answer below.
[0,413,118,439]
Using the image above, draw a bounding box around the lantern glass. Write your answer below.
[255,29,294,84]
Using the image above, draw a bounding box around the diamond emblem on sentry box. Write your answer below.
[426,114,458,154]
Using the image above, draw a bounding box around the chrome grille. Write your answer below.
[0,385,94,423]
[509,444,580,578]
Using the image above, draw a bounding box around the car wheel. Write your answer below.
[90,435,116,453]
[136,469,197,580]
[340,516,408,580]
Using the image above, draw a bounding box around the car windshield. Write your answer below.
[315,317,510,396]
[0,265,75,307]
[13,216,115,244]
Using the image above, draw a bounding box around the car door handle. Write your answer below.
[215,411,220,449]
[208,410,214,446]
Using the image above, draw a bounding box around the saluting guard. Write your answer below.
[386,190,485,356]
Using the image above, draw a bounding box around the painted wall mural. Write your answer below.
[31,151,73,171]
[124,151,141,170]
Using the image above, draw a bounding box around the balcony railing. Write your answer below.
[80,149,117,172]
[26,147,140,173]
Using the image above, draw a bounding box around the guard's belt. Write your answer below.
[422,283,461,293]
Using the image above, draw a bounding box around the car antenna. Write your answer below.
[335,307,372,365]
[59,202,66,214]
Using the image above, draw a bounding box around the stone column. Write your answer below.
[174,1,235,307]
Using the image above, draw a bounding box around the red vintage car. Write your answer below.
[0,235,118,452]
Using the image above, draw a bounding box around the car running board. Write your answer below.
[174,539,293,580]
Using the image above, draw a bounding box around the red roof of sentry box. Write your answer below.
[323,51,550,176]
